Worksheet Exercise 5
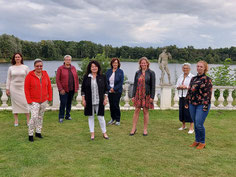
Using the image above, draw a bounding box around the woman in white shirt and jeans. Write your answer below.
[176,63,194,134]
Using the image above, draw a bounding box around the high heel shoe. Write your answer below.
[129,129,137,136]
[103,135,109,139]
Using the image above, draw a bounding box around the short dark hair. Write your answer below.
[110,58,120,68]
[86,60,101,76]
[11,53,24,65]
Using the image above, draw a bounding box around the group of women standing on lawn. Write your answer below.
[6,53,212,149]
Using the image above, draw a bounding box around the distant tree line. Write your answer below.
[1,33,236,63]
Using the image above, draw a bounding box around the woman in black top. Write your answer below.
[81,60,109,140]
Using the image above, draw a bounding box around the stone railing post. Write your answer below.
[123,83,130,109]
[160,85,172,109]
[226,88,234,109]
[211,88,216,109]
[52,84,60,109]
[217,88,225,108]
[76,84,83,109]
[0,85,8,107]
[105,97,110,110]
[173,87,179,109]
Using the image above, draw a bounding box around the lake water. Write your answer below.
[1,61,235,84]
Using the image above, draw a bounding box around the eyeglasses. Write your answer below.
[35,65,43,68]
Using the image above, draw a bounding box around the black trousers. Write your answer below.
[108,92,122,122]
[59,90,75,119]
[179,97,193,123]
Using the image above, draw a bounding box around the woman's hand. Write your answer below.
[82,100,86,107]
[150,98,153,103]
[185,104,189,109]
[6,89,10,96]
[103,98,107,105]
[110,88,114,93]
[132,97,135,103]
[60,89,65,95]
[103,95,108,105]
[82,96,86,107]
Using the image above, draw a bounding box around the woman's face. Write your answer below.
[34,62,43,73]
[140,60,148,70]
[64,57,71,65]
[197,62,205,75]
[182,65,190,75]
[15,54,22,64]
[112,60,119,69]
[91,63,98,74]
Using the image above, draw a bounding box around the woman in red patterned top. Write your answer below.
[130,57,155,136]
[186,60,212,149]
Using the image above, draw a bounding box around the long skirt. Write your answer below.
[10,84,29,114]
[179,97,193,123]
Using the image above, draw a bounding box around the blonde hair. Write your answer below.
[139,57,150,69]
[197,60,209,74]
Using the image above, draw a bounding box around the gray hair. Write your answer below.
[182,63,191,68]
[64,55,72,60]
[34,58,43,65]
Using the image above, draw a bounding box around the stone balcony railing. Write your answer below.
[0,84,235,111]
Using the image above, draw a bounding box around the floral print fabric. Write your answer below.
[186,74,213,111]
[134,73,154,109]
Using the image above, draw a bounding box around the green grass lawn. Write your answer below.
[0,110,235,177]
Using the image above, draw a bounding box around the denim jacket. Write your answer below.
[106,68,124,93]
[132,69,156,99]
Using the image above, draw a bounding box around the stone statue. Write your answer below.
[158,49,172,85]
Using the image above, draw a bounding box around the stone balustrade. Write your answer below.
[0,84,235,111]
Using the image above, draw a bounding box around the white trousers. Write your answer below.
[88,105,106,133]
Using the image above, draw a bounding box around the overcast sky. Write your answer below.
[0,0,236,48]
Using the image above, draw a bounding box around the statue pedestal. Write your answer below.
[160,84,172,110]
[52,84,60,110]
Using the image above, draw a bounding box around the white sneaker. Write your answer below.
[188,129,194,134]
[107,119,115,125]
[178,127,187,130]
[14,123,18,127]
[115,122,120,126]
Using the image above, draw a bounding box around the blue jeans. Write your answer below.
[59,91,74,119]
[189,104,210,144]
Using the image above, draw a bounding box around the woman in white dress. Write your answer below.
[6,53,30,126]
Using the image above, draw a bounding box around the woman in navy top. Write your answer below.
[106,58,124,126]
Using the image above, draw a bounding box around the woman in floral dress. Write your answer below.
[130,57,155,136]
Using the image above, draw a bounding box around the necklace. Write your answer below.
[35,72,42,78]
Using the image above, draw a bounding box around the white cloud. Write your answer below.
[0,0,236,48]
[27,2,44,10]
